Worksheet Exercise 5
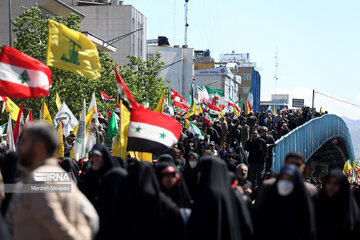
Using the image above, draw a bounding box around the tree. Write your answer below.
[2,5,168,122]
[117,53,168,110]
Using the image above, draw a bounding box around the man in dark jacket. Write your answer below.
[245,129,267,188]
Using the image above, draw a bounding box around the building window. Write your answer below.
[243,74,251,80]
[242,87,251,94]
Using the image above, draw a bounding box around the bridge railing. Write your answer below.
[272,114,355,172]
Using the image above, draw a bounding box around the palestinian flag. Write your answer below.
[127,106,181,154]
[100,90,114,104]
[171,89,189,111]
[203,112,212,126]
[0,46,51,98]
[189,122,206,140]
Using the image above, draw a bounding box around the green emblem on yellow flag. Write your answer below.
[46,19,101,79]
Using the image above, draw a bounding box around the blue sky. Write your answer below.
[129,0,360,119]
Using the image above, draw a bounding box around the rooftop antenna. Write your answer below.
[184,0,189,46]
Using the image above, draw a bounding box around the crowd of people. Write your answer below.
[0,106,360,240]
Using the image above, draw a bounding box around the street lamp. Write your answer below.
[102,27,143,51]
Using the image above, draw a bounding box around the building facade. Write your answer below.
[147,44,194,99]
[194,67,240,103]
[1,0,146,66]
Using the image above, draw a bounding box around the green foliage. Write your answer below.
[117,53,168,110]
[2,5,167,122]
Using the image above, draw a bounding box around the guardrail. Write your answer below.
[272,114,355,172]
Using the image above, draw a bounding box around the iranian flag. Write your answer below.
[228,97,240,112]
[171,89,189,111]
[189,122,206,140]
[0,46,51,98]
[247,88,253,111]
[127,106,181,154]
[100,90,114,104]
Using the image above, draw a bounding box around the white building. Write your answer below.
[147,44,194,99]
[194,67,241,102]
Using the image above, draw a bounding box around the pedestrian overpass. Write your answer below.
[272,114,355,173]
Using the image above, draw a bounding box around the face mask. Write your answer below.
[277,180,294,196]
[189,161,197,168]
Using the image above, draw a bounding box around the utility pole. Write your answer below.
[184,0,189,46]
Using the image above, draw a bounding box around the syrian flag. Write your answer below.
[0,46,51,98]
[189,122,206,140]
[207,102,220,118]
[127,106,181,154]
[203,112,212,126]
[201,102,209,113]
[171,89,189,111]
[24,110,33,126]
[247,88,253,111]
[100,90,114,104]
[13,102,24,142]
[228,97,240,112]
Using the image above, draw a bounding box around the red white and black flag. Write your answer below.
[99,90,114,104]
[127,106,181,154]
[0,46,51,98]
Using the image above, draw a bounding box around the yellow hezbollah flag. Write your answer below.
[184,103,195,118]
[155,92,165,113]
[47,19,101,79]
[130,151,153,162]
[5,98,20,121]
[343,160,352,175]
[234,106,240,117]
[55,92,62,110]
[56,124,64,158]
[184,118,190,130]
[273,107,277,116]
[41,99,53,126]
[113,100,131,159]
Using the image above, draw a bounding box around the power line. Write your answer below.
[315,91,360,108]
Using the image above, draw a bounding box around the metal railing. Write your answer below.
[272,114,355,172]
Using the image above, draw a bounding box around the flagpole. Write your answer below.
[8,0,12,46]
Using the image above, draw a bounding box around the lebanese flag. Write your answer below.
[203,112,212,126]
[171,89,189,111]
[24,110,33,126]
[0,46,51,98]
[100,90,114,104]
[13,102,24,142]
[228,98,240,112]
[127,106,181,154]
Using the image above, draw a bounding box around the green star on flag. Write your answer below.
[136,126,142,133]
[160,132,166,139]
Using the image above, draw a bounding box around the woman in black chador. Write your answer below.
[254,164,316,240]
[186,156,242,240]
[314,169,360,240]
